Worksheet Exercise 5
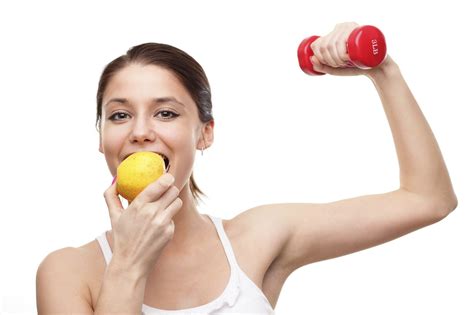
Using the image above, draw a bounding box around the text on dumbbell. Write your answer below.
[371,39,379,55]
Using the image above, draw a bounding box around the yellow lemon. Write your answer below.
[117,151,166,202]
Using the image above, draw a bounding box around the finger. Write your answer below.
[149,184,180,216]
[311,55,360,77]
[159,197,183,224]
[132,173,175,207]
[333,22,359,67]
[103,179,124,229]
[318,32,344,68]
[335,33,350,65]
[318,38,338,68]
[311,41,326,68]
[331,34,347,67]
[340,24,359,60]
[328,44,344,67]
[311,55,329,74]
[321,46,338,68]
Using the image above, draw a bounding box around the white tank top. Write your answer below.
[96,214,275,314]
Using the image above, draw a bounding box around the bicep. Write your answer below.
[36,248,93,314]
[270,189,447,272]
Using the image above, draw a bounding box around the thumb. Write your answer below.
[103,176,124,229]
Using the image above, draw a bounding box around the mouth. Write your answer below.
[123,151,170,172]
[159,153,171,172]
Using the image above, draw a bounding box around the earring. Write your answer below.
[201,137,207,156]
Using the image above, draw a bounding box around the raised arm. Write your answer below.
[242,23,457,274]
[367,58,456,203]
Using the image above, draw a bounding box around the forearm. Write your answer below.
[94,258,147,314]
[367,58,457,208]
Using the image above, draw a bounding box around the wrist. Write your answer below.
[364,55,400,83]
[108,256,148,282]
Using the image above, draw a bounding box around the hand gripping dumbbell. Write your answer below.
[298,25,387,75]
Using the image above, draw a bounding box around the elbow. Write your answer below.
[429,194,458,222]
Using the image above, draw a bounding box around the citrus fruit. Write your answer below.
[117,151,166,202]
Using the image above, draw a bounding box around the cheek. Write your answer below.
[169,130,198,188]
[101,129,126,166]
[102,130,123,151]
[167,128,194,155]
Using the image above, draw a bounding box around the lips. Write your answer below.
[122,151,170,171]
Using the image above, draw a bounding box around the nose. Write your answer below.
[129,116,156,144]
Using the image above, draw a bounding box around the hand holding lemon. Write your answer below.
[104,151,182,279]
[117,151,168,202]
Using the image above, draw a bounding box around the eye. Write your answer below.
[107,110,179,121]
[108,111,130,121]
[156,110,179,120]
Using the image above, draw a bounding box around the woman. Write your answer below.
[36,22,457,314]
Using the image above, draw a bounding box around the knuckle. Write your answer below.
[171,186,180,195]
[132,199,144,211]
[103,186,112,198]
[347,22,359,30]
[314,55,324,66]
[169,198,182,210]
[158,223,174,241]
[157,181,170,191]
[153,215,166,228]
[166,223,175,237]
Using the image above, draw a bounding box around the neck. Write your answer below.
[169,180,209,245]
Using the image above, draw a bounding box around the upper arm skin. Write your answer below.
[36,247,93,314]
[264,189,456,273]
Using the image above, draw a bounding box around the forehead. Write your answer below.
[103,64,194,107]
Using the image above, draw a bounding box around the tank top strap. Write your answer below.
[206,215,240,271]
[96,231,112,265]
[206,214,242,308]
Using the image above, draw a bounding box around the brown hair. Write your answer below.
[95,43,214,204]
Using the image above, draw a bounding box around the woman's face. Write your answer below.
[99,63,213,191]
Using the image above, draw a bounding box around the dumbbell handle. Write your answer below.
[298,25,387,75]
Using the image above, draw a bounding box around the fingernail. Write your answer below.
[111,176,117,185]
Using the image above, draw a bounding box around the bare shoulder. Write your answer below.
[36,241,100,313]
[38,239,103,278]
[37,246,88,284]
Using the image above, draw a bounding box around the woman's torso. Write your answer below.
[78,213,290,312]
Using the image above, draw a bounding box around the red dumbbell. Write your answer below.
[298,25,387,75]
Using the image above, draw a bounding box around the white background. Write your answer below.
[1,0,473,314]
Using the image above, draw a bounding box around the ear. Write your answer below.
[198,120,215,150]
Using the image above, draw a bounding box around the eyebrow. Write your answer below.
[104,97,186,108]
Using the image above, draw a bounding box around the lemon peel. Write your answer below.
[117,151,166,202]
